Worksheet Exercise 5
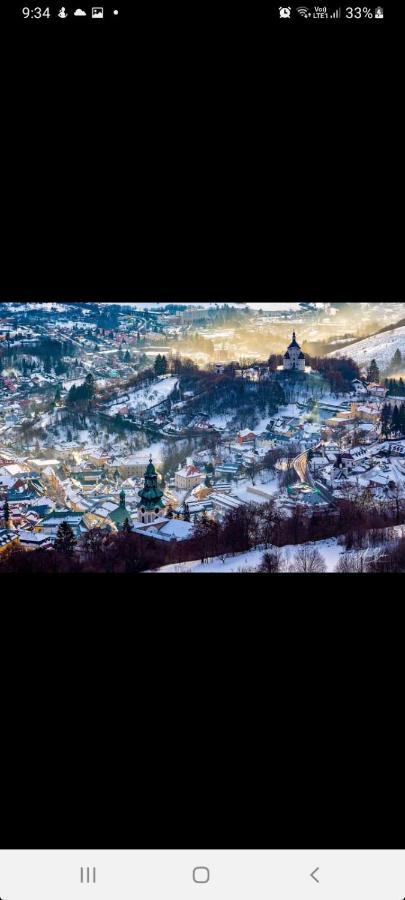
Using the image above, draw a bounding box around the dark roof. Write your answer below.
[299,352,305,359]
[284,352,290,359]
[41,510,83,523]
[288,331,301,350]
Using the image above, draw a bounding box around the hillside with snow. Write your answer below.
[328,325,405,371]
[151,524,405,574]
[105,375,178,416]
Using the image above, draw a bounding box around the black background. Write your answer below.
[0,0,402,852]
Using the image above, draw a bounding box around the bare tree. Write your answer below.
[388,478,405,525]
[260,549,284,573]
[335,550,369,573]
[290,545,326,573]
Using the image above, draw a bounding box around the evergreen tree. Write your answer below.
[55,386,62,403]
[55,358,67,376]
[154,354,165,376]
[398,404,405,436]
[391,404,400,436]
[68,384,78,404]
[122,517,132,535]
[381,403,392,438]
[367,359,380,383]
[391,349,402,371]
[44,356,52,374]
[54,521,77,555]
[3,497,10,527]
[85,373,95,398]
[183,503,191,522]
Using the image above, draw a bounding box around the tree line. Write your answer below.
[380,402,405,439]
[2,482,405,574]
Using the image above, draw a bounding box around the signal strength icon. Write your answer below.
[330,7,341,16]
[297,6,311,17]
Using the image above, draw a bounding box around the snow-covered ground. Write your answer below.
[151,537,343,573]
[208,414,232,429]
[63,378,87,390]
[106,376,178,416]
[231,474,279,505]
[328,325,405,370]
[152,524,405,574]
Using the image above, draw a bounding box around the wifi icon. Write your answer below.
[297,6,311,16]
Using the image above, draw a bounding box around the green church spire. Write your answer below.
[137,456,165,513]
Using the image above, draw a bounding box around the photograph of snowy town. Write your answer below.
[1,300,405,574]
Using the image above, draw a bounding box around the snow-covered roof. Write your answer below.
[29,459,60,468]
[0,464,26,476]
[17,530,52,545]
[176,465,202,478]
[134,518,194,541]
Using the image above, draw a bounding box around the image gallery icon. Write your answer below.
[92,6,104,17]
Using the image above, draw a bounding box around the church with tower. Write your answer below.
[137,456,165,524]
[282,332,306,371]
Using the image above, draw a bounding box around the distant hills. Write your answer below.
[329,323,405,371]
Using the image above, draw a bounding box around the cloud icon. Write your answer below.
[74,8,87,14]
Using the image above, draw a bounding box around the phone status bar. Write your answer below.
[277,6,384,19]
[19,6,120,20]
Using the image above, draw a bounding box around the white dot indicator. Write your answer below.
[113,8,119,13]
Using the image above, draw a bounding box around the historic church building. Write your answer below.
[282,332,306,372]
[137,456,165,524]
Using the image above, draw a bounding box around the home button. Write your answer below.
[193,867,210,884]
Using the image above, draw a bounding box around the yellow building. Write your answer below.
[351,402,381,424]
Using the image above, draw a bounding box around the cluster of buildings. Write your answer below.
[1,322,405,563]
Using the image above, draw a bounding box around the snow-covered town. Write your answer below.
[1,301,405,574]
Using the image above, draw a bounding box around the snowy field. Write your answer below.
[151,538,342,573]
[106,376,178,416]
[152,525,405,574]
[329,325,405,370]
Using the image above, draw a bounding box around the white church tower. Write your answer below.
[283,332,306,372]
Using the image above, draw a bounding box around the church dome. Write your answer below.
[145,458,157,478]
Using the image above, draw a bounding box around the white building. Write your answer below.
[174,465,203,490]
[282,332,306,372]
